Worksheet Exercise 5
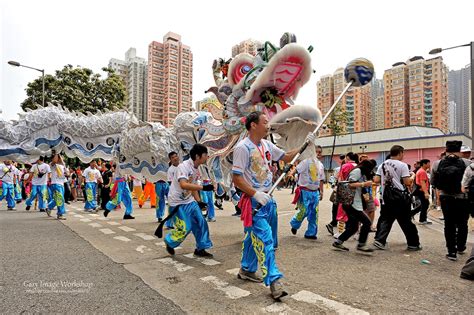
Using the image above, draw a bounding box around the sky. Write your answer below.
[1,0,472,121]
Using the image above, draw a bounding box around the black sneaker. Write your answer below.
[232,212,241,216]
[158,218,163,223]
[373,240,387,250]
[39,209,46,212]
[304,235,317,240]
[407,245,423,251]
[103,210,110,217]
[446,253,457,261]
[357,244,374,253]
[325,223,334,236]
[291,228,297,235]
[123,214,135,220]
[166,243,175,255]
[332,242,349,251]
[194,249,213,258]
[25,205,31,211]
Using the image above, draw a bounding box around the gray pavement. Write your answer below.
[1,189,473,314]
[0,208,184,314]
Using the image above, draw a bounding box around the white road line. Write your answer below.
[118,226,136,232]
[157,257,194,272]
[99,228,116,235]
[73,214,84,218]
[291,290,369,315]
[88,223,103,228]
[134,233,155,241]
[183,253,221,266]
[200,276,251,299]
[263,303,300,314]
[97,217,109,221]
[136,245,152,253]
[114,236,131,242]
[88,213,100,217]
[80,218,92,222]
[226,268,240,276]
[107,221,121,226]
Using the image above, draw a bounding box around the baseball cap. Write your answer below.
[460,145,471,153]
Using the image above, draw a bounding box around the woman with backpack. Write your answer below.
[332,159,375,253]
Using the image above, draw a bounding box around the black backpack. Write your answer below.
[433,154,466,194]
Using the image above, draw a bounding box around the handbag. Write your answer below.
[381,163,410,206]
[335,181,355,206]
[329,190,337,203]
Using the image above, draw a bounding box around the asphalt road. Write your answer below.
[1,189,473,314]
[0,208,184,314]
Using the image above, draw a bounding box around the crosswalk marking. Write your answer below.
[183,253,221,266]
[88,213,100,217]
[118,226,136,232]
[157,257,194,272]
[73,214,84,218]
[200,276,251,299]
[80,218,92,222]
[263,303,300,314]
[106,221,121,226]
[88,223,103,228]
[291,290,369,315]
[99,228,115,235]
[113,236,131,242]
[134,233,155,241]
[97,217,109,221]
[136,245,152,253]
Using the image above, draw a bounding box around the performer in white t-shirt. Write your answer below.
[25,156,51,211]
[164,144,214,258]
[82,160,102,212]
[47,154,69,219]
[0,160,19,210]
[232,111,314,300]
[289,154,325,239]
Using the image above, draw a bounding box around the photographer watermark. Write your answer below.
[23,280,94,294]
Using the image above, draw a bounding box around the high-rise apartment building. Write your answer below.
[147,32,193,126]
[231,39,262,57]
[370,78,384,130]
[384,56,448,132]
[374,96,385,130]
[448,65,471,136]
[317,68,372,136]
[108,48,148,121]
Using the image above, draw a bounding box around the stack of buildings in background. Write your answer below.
[107,31,471,163]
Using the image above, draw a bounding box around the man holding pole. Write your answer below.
[232,111,315,300]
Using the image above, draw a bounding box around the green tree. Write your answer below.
[326,104,349,171]
[21,65,126,114]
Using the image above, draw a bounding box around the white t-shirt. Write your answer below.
[376,159,410,191]
[232,138,285,193]
[296,158,325,190]
[0,164,17,184]
[168,159,201,206]
[50,164,67,185]
[167,165,178,182]
[31,163,51,186]
[83,167,101,183]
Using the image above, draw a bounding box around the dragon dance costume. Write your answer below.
[25,163,51,210]
[48,164,67,216]
[106,167,133,216]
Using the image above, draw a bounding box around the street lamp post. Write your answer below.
[429,41,474,152]
[8,60,45,107]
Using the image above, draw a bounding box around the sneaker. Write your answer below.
[332,242,349,251]
[419,221,432,225]
[357,244,374,253]
[407,245,423,251]
[304,235,317,240]
[46,209,52,217]
[7,207,16,211]
[291,228,297,235]
[194,249,213,258]
[373,240,387,250]
[325,223,334,236]
[446,253,457,261]
[166,243,175,255]
[270,280,288,300]
[232,212,241,216]
[57,215,66,220]
[237,268,263,283]
[103,210,110,217]
[157,218,163,223]
[123,214,135,220]
[139,205,143,208]
[458,247,466,255]
[25,205,31,211]
[39,209,46,212]
[460,272,474,280]
[207,217,216,222]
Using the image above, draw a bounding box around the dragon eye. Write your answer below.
[241,65,251,74]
